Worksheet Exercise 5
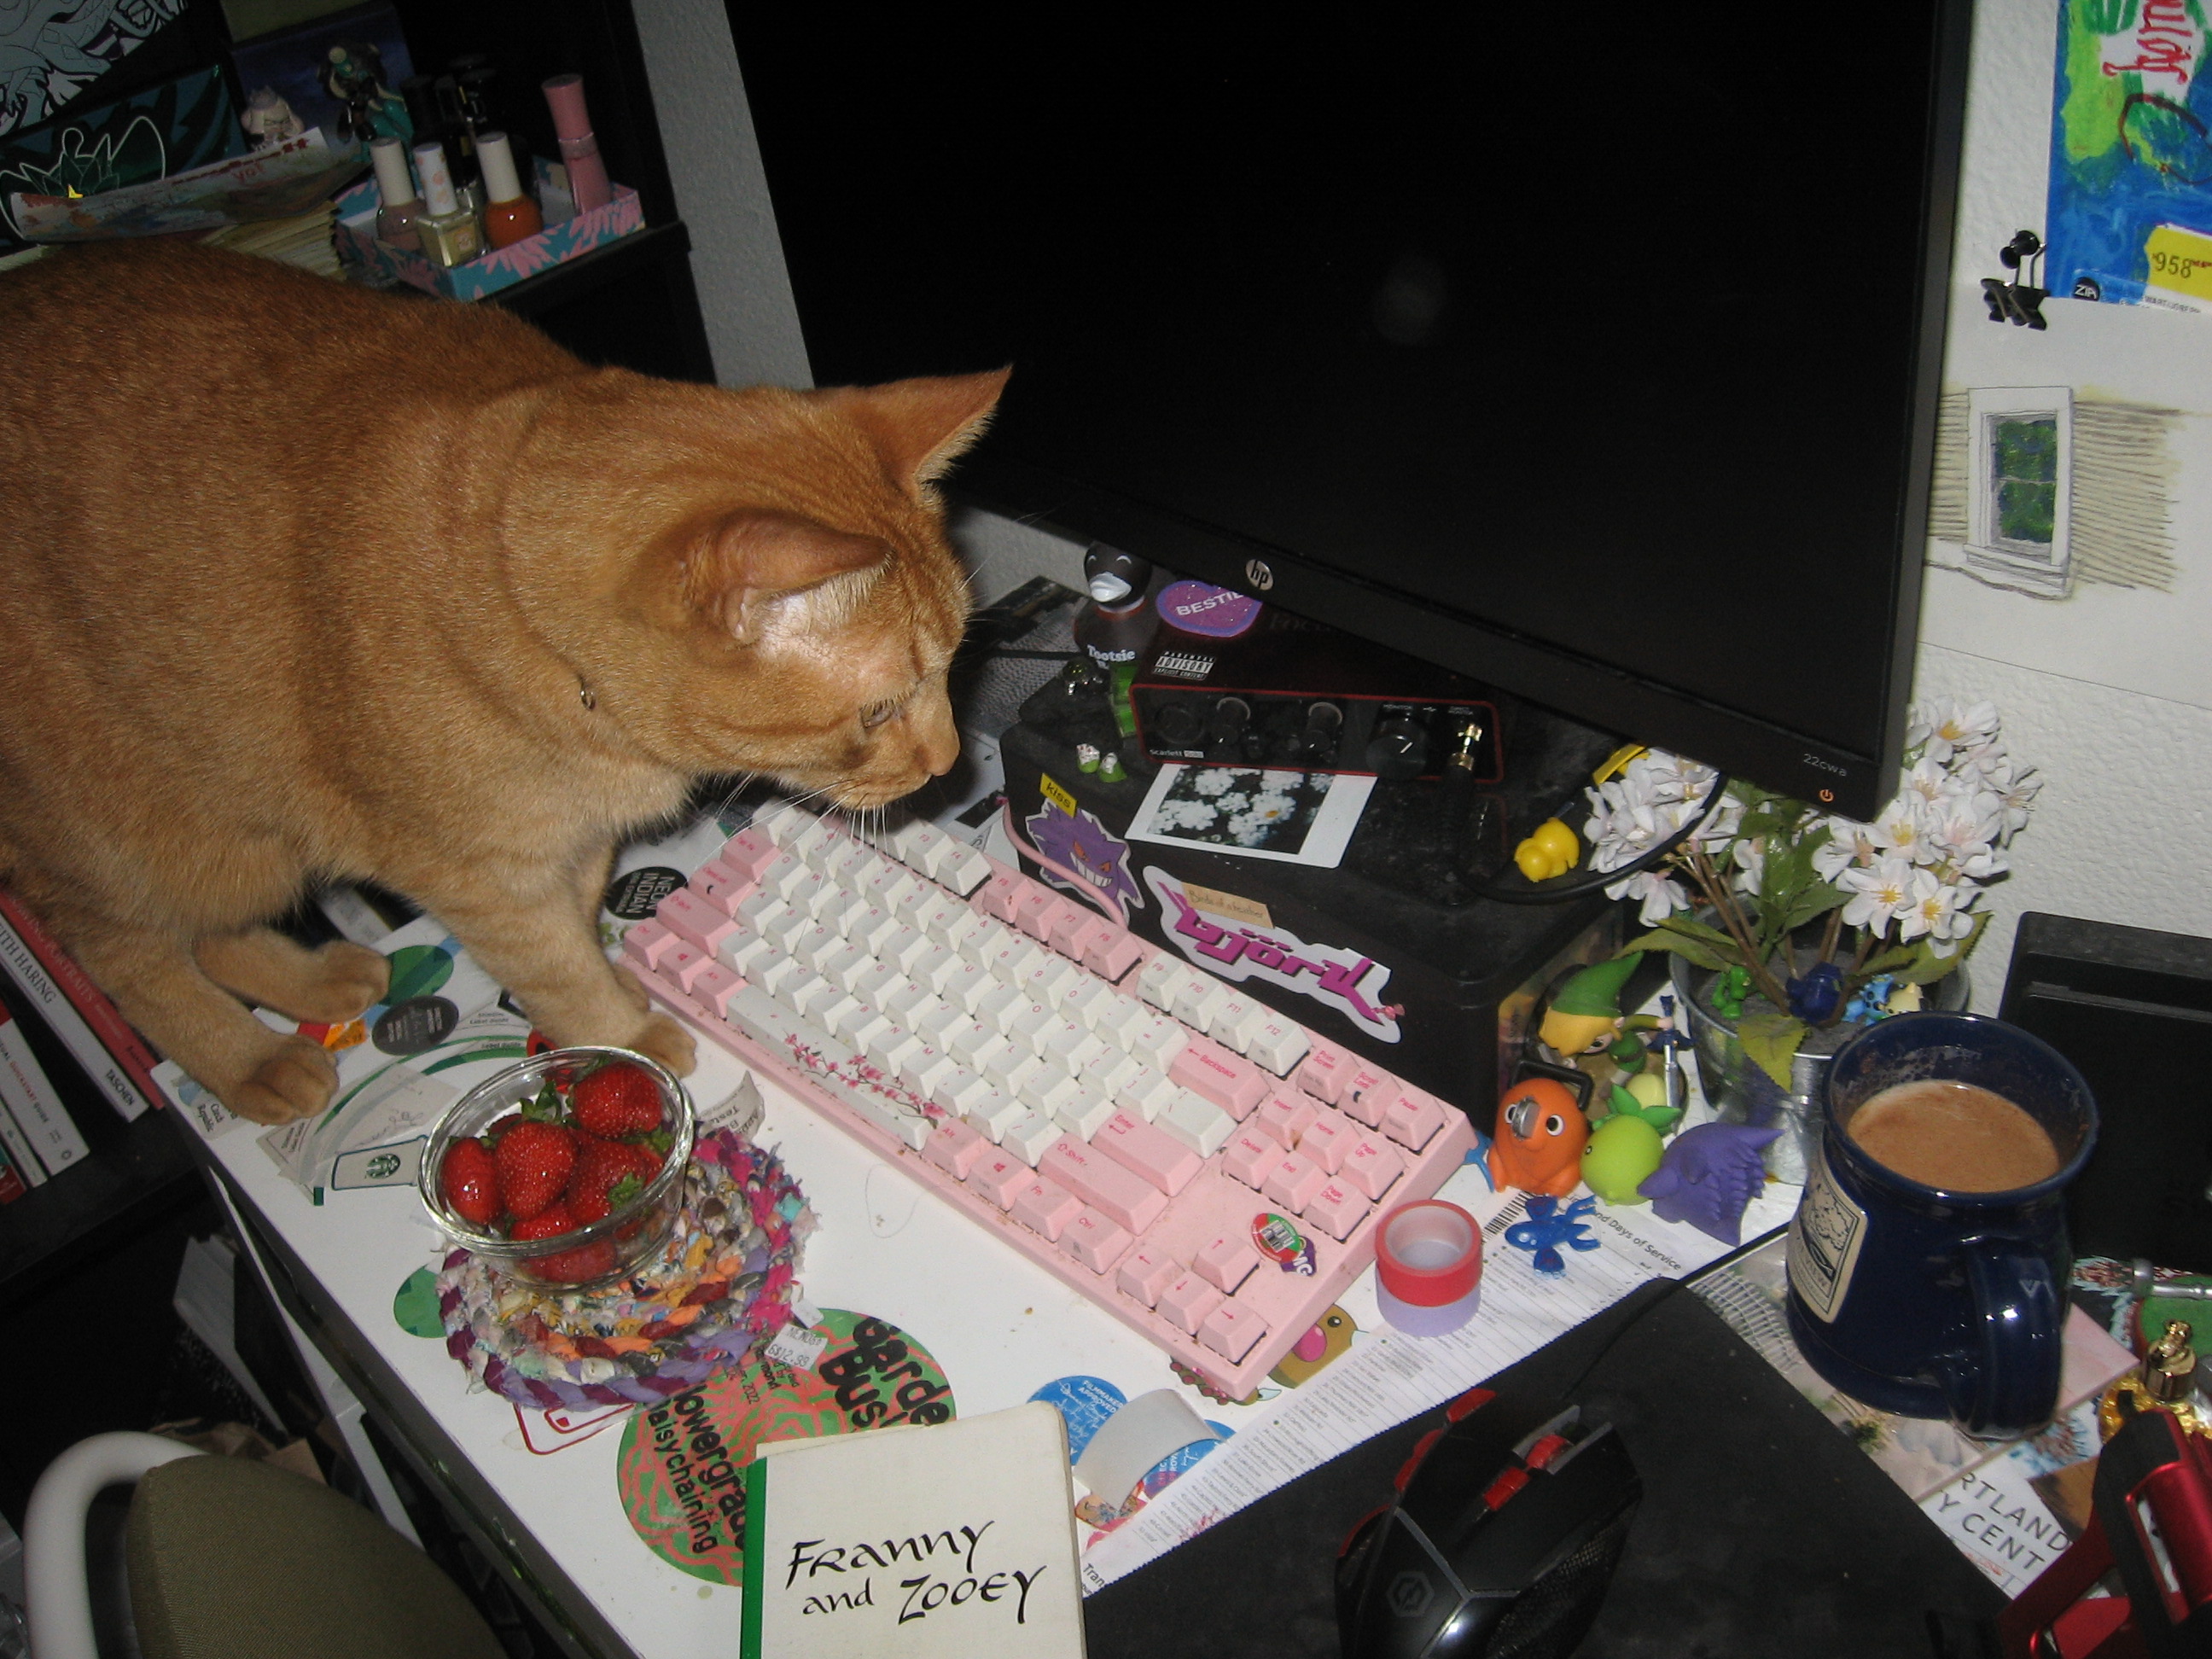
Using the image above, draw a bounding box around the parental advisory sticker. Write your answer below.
[1786,1149,1867,1324]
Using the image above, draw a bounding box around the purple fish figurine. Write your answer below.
[1638,1121,1782,1246]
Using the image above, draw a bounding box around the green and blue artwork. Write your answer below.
[2047,0,2212,308]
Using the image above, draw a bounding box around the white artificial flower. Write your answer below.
[1731,835,1767,895]
[1810,816,1881,882]
[1583,749,1729,874]
[1924,795,2005,881]
[1901,869,1976,952]
[1606,868,1691,926]
[1912,700,2000,766]
[1902,757,1952,811]
[1840,858,1916,933]
[1870,797,1933,864]
[1991,771,2040,842]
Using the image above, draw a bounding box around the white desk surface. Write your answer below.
[176,976,1788,1659]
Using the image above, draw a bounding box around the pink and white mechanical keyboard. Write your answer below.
[619,801,1476,1398]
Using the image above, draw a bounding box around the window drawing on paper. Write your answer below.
[1927,387,2179,599]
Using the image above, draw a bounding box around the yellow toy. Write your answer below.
[1512,818,1580,882]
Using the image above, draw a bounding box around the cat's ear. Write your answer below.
[682,509,887,644]
[832,369,1011,492]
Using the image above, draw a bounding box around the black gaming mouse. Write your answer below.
[1336,1386,1641,1659]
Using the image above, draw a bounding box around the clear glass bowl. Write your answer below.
[416,1045,696,1293]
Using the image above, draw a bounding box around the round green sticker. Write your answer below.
[393,1267,443,1338]
[614,1310,954,1585]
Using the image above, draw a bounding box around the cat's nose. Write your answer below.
[916,701,960,777]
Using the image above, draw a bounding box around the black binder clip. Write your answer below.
[1982,230,2048,329]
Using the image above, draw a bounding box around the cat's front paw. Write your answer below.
[626,1011,696,1078]
[231,1034,340,1124]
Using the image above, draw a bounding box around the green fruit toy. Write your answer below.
[1582,1113,1666,1204]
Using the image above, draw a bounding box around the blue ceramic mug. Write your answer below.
[1784,1011,2098,1440]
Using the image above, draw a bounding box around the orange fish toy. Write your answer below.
[1487,1076,1589,1197]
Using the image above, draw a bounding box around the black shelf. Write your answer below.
[0,1103,200,1312]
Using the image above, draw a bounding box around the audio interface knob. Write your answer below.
[1365,716,1429,780]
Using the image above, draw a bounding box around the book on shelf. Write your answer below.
[740,1401,1085,1659]
[0,1140,25,1204]
[0,890,159,1121]
[0,999,84,1180]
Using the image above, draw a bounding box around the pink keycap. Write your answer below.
[1037,1135,1168,1234]
[655,939,707,991]
[1115,1245,1179,1307]
[922,1116,987,1180]
[1220,1129,1278,1188]
[1383,1089,1447,1150]
[1169,1039,1269,1119]
[1044,903,1095,958]
[1011,1178,1085,1241]
[977,871,1026,923]
[690,961,747,1019]
[1295,1039,1353,1104]
[1341,1136,1406,1201]
[658,888,740,954]
[1062,915,1113,964]
[1255,1091,1321,1148]
[1343,1071,1403,1130]
[1157,1271,1225,1336]
[1304,1179,1370,1241]
[621,918,683,970]
[722,826,779,878]
[1086,930,1146,984]
[691,858,752,914]
[672,946,721,995]
[1013,883,1059,940]
[1192,1231,1260,1295]
[1299,1109,1358,1173]
[1092,1110,1202,1196]
[1060,1208,1133,1274]
[966,1151,1028,1209]
[1198,1299,1269,1364]
[1262,1152,1328,1213]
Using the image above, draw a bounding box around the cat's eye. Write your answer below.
[860,699,903,731]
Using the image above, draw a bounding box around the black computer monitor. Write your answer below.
[726,4,1970,821]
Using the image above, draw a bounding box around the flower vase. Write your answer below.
[1668,952,1969,1185]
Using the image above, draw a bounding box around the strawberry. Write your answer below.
[512,1202,614,1284]
[494,1120,577,1222]
[570,1060,664,1139]
[568,1137,650,1225]
[439,1137,501,1227]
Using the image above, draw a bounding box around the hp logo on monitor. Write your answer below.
[1245,558,1275,591]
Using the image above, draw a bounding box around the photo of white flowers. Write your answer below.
[1127,763,1377,868]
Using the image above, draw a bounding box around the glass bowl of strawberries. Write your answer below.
[417,1046,696,1291]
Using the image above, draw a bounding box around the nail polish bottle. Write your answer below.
[410,140,483,269]
[477,132,541,249]
[541,73,612,212]
[369,134,421,251]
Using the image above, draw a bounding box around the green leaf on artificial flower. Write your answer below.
[1779,883,1849,935]
[1738,1011,1808,1091]
[1621,927,1729,973]
[1889,912,1991,984]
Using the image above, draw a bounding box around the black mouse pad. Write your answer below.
[1083,1280,2007,1657]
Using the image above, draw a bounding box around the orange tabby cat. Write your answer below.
[0,242,998,1125]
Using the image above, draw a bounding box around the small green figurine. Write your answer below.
[1539,953,1644,1056]
[1711,963,1752,1020]
[1097,748,1126,783]
[1582,1112,1666,1204]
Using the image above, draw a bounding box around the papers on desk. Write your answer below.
[1078,1162,1802,1589]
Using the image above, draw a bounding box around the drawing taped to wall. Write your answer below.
[2046,0,2212,313]
[0,0,186,138]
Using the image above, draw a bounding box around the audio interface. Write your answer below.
[1130,608,1502,781]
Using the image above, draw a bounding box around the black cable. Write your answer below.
[1466,771,1732,905]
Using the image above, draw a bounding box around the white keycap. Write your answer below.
[753,949,800,996]
[819,992,865,1039]
[963,1086,1027,1143]
[1032,1067,1082,1116]
[1062,977,1121,1028]
[717,930,777,974]
[1246,1012,1312,1076]
[1211,994,1272,1054]
[948,1019,1008,1068]
[1114,1064,1180,1122]
[906,942,957,986]
[975,981,1027,1033]
[787,973,839,1019]
[1174,975,1233,1033]
[1055,1086,1118,1141]
[851,959,901,1008]
[912,996,965,1042]
[903,1048,961,1099]
[879,976,929,1022]
[942,909,995,957]
[1001,1111,1061,1166]
[1161,1090,1235,1157]
[1132,1015,1191,1069]
[915,893,967,940]
[935,958,992,1007]
[939,845,992,895]
[1138,955,1185,1010]
[1009,1000,1057,1045]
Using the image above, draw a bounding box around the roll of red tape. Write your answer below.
[1376,1200,1482,1307]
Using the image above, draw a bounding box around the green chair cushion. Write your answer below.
[126,1455,506,1659]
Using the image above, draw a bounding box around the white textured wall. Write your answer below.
[1916,0,2212,1009]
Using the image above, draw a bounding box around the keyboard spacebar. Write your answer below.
[715,982,931,1150]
